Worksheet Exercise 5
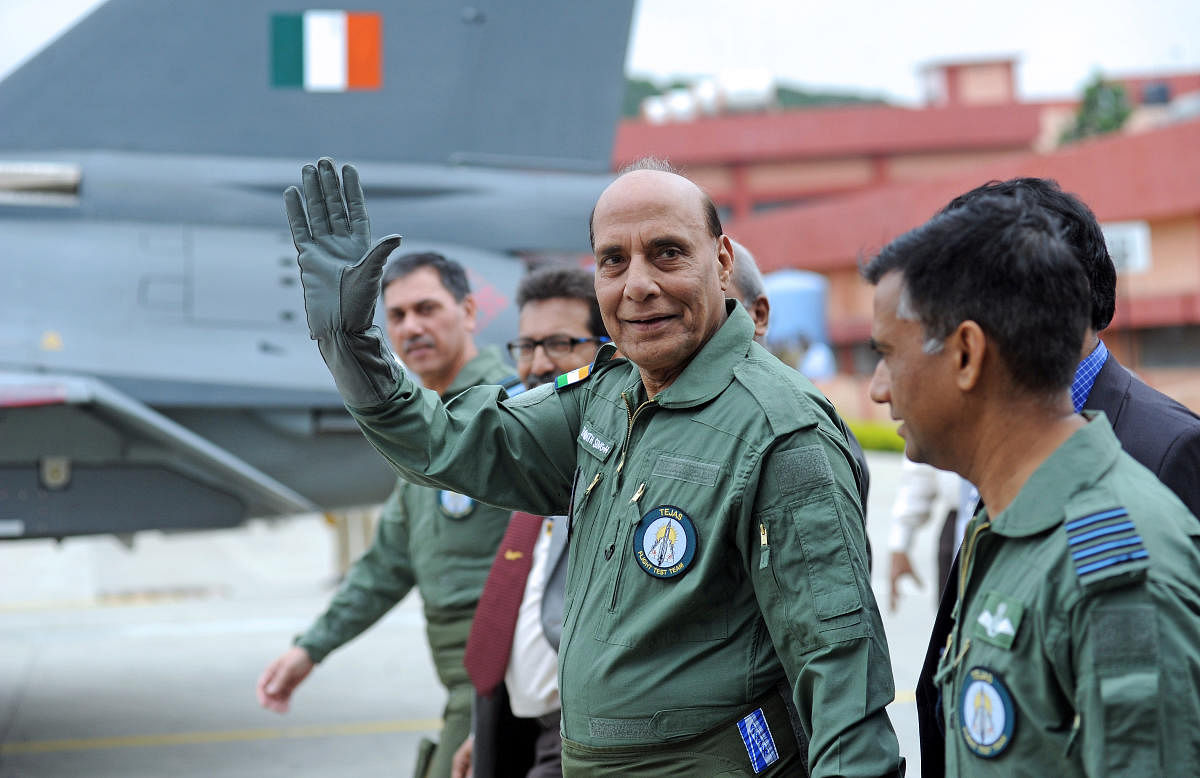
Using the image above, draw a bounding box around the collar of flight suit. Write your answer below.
[630,299,755,410]
[987,410,1123,538]
[442,345,514,398]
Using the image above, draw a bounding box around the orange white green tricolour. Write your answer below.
[271,11,381,91]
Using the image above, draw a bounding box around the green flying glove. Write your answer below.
[285,158,405,407]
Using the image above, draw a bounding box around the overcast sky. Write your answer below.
[2,0,1199,103]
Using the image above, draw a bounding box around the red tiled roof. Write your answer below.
[613,102,1048,166]
[730,118,1200,273]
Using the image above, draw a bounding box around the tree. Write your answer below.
[1060,72,1133,145]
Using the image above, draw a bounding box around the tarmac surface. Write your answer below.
[0,451,939,777]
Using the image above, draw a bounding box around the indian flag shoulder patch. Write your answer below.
[555,364,592,392]
[271,10,382,92]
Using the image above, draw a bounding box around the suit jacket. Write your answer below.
[1085,353,1200,517]
[539,513,568,651]
[915,352,1200,777]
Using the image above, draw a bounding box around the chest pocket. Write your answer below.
[592,451,732,648]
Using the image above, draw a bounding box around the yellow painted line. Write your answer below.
[893,690,916,704]
[0,590,211,613]
[0,718,442,755]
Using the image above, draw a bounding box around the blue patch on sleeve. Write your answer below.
[736,707,779,774]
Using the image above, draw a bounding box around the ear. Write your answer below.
[461,294,478,333]
[950,320,986,392]
[750,294,770,339]
[716,235,734,291]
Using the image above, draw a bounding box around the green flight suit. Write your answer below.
[346,303,903,777]
[935,413,1200,775]
[296,346,520,778]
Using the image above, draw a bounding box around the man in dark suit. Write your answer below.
[1086,348,1200,517]
[913,177,1200,777]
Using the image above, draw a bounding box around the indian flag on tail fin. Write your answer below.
[271,11,382,91]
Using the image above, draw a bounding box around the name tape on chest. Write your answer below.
[578,424,615,461]
[959,666,1015,758]
[634,505,697,579]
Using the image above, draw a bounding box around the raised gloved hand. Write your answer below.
[285,158,402,338]
[284,159,405,406]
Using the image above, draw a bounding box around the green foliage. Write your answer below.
[1060,72,1132,145]
[621,77,882,118]
[846,419,905,453]
[776,86,884,109]
[622,77,662,118]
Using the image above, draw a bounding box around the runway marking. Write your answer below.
[0,589,212,612]
[0,718,442,755]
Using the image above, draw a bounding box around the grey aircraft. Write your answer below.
[0,0,634,540]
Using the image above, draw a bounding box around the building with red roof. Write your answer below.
[614,59,1200,416]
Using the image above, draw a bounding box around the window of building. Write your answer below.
[1141,82,1171,105]
[846,342,880,377]
[1133,325,1200,368]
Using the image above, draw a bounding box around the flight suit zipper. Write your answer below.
[614,391,656,479]
[759,522,770,568]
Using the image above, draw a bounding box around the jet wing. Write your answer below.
[0,372,317,539]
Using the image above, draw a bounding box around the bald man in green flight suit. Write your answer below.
[282,157,904,777]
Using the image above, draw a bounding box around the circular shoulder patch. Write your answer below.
[634,505,697,578]
[438,490,475,519]
[960,666,1015,758]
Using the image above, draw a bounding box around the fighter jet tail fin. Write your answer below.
[0,0,635,171]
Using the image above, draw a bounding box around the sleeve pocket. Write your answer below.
[792,497,863,622]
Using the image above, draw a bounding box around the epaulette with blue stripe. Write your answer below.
[1064,507,1149,592]
[499,373,527,398]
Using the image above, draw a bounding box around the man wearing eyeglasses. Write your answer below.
[507,268,611,390]
[257,251,524,778]
[454,266,609,778]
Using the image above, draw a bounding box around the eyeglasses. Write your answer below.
[506,335,611,363]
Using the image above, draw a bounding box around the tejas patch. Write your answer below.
[960,667,1015,758]
[634,505,697,578]
[438,490,474,519]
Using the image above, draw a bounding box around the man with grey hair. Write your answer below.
[729,239,770,341]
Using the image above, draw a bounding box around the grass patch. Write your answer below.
[846,419,904,452]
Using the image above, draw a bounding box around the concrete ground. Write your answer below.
[0,451,939,777]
